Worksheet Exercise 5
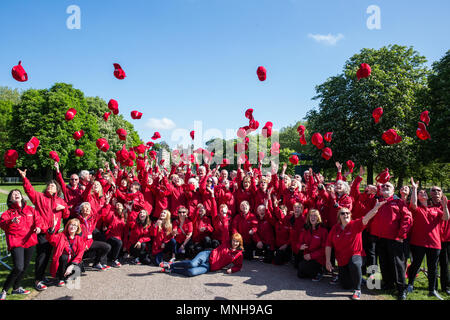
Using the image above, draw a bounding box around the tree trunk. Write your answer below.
[367,163,374,185]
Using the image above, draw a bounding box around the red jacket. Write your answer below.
[326,218,365,266]
[23,177,69,233]
[150,224,174,255]
[126,218,152,251]
[56,171,84,217]
[191,206,214,243]
[409,205,443,249]
[76,208,107,249]
[46,230,85,278]
[319,188,353,229]
[298,225,328,265]
[211,202,231,243]
[209,243,243,273]
[101,207,127,242]
[152,177,172,219]
[0,203,42,250]
[253,216,275,250]
[173,219,193,244]
[290,214,306,254]
[370,197,412,240]
[266,207,292,248]
[231,213,258,243]
[215,185,235,217]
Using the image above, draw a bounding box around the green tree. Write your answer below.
[305,45,430,185]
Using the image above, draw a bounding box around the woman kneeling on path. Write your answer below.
[160,233,244,277]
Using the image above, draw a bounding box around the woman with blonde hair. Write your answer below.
[127,209,153,265]
[325,200,385,300]
[152,210,177,266]
[160,233,244,276]
[46,218,85,287]
[297,209,328,281]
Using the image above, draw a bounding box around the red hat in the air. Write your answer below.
[382,129,402,145]
[324,132,333,143]
[257,66,267,81]
[321,147,332,160]
[96,138,110,152]
[49,151,60,163]
[4,149,19,168]
[420,110,430,126]
[346,160,355,173]
[108,99,119,115]
[311,132,324,149]
[289,155,299,165]
[73,130,84,141]
[65,108,77,121]
[103,112,111,122]
[372,107,383,124]
[190,130,195,140]
[75,149,84,157]
[12,61,28,82]
[131,110,143,119]
[113,63,126,80]
[151,132,161,140]
[356,63,371,80]
[416,122,431,140]
[116,128,127,141]
[24,137,40,155]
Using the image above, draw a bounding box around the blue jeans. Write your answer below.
[171,250,212,277]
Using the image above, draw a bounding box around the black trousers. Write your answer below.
[83,240,111,265]
[255,244,274,263]
[273,245,292,265]
[376,237,407,292]
[408,244,440,292]
[106,237,123,261]
[176,238,195,260]
[129,241,152,264]
[439,241,449,291]
[2,246,35,292]
[35,233,52,282]
[298,259,323,279]
[362,231,377,275]
[338,255,363,291]
[194,236,220,253]
[243,241,256,260]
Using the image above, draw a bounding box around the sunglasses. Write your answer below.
[431,189,442,192]
[340,211,351,216]
[70,178,79,181]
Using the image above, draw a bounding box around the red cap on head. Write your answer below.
[131,110,143,119]
[74,149,84,157]
[372,107,383,124]
[113,63,126,80]
[321,147,332,160]
[4,149,19,168]
[24,137,40,155]
[257,66,267,81]
[65,108,77,121]
[12,61,28,82]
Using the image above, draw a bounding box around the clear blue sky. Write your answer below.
[1,0,449,149]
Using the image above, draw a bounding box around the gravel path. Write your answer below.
[32,260,382,300]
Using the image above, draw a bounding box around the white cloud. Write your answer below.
[307,33,344,46]
[145,117,176,130]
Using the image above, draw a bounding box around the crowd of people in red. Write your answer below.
[0,156,448,301]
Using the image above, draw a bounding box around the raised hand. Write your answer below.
[17,168,27,179]
[410,177,419,189]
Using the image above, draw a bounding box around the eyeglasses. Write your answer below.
[70,178,79,181]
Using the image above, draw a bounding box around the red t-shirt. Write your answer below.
[326,218,365,266]
[410,205,443,249]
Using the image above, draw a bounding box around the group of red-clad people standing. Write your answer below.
[0,156,448,301]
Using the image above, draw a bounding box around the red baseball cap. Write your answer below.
[151,132,161,140]
[256,66,267,81]
[116,128,127,141]
[11,61,28,82]
[49,151,60,163]
[24,137,40,155]
[4,149,19,168]
[131,110,143,119]
[321,147,332,160]
[73,130,84,141]
[65,108,77,121]
[113,63,126,80]
[372,107,383,124]
[75,149,84,157]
